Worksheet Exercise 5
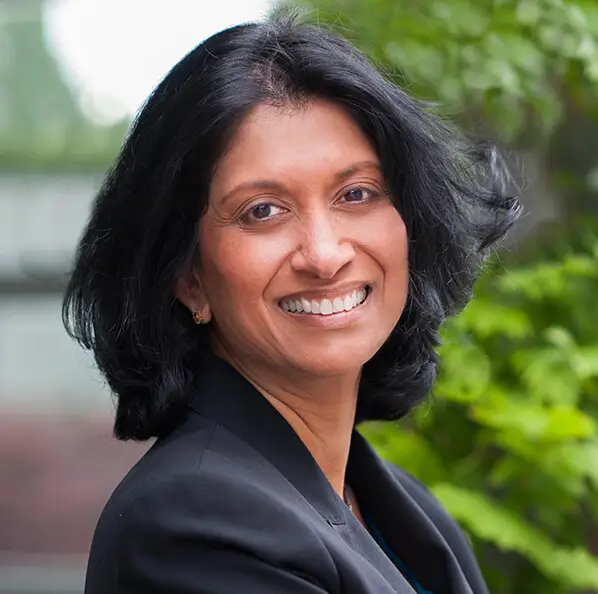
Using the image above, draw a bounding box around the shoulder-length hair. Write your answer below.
[63,12,521,441]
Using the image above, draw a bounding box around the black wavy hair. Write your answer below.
[63,12,521,441]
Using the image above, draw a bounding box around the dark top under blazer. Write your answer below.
[85,350,489,594]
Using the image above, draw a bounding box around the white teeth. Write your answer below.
[280,287,369,316]
[332,298,344,313]
[320,299,333,315]
[344,295,352,311]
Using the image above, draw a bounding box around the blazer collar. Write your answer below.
[188,348,475,593]
[348,434,474,594]
[189,347,347,524]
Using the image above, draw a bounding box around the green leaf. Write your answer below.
[456,297,533,339]
[497,262,568,299]
[430,1,490,36]
[572,346,598,379]
[471,397,595,441]
[436,337,491,404]
[516,0,543,26]
[543,406,596,440]
[539,441,598,490]
[543,326,576,349]
[361,423,447,484]
[511,347,581,405]
[432,484,598,589]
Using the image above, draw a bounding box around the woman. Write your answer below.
[64,12,520,594]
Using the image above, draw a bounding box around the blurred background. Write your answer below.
[1,0,597,593]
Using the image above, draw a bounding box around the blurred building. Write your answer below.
[0,3,147,593]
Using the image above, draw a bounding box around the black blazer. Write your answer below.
[85,351,488,594]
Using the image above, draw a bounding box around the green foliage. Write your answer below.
[433,484,598,589]
[292,0,598,142]
[287,0,598,590]
[362,243,598,593]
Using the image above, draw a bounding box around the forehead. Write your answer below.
[210,100,380,192]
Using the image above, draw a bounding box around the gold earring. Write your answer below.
[192,309,204,325]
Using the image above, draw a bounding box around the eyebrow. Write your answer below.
[333,160,381,182]
[218,160,382,205]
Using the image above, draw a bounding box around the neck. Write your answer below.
[215,342,359,499]
[260,376,358,499]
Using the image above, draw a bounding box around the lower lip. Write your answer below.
[278,291,371,328]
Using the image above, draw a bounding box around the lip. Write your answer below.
[278,281,371,303]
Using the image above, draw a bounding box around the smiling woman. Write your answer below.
[176,101,408,377]
[62,10,521,594]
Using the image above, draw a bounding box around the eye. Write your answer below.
[241,202,287,224]
[340,187,379,203]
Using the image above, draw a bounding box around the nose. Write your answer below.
[290,211,356,279]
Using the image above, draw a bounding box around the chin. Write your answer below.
[289,341,381,378]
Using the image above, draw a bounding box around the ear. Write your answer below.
[174,268,213,323]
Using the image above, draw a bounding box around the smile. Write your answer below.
[279,285,371,316]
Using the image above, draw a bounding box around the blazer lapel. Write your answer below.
[189,348,468,594]
[189,347,346,524]
[348,431,475,594]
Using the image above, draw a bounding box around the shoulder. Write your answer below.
[97,419,333,563]
[105,418,319,543]
[131,441,310,537]
[385,462,488,593]
[87,423,337,593]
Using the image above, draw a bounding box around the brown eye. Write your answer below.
[341,187,378,203]
[241,202,286,224]
[252,204,274,219]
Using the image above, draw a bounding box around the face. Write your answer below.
[178,99,408,382]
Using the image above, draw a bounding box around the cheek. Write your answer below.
[365,208,409,316]
[199,229,290,305]
[361,206,408,268]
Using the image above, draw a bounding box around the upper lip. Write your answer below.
[278,282,370,303]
